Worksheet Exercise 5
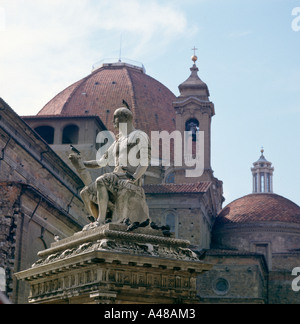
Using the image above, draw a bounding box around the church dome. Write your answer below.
[212,152,300,256]
[37,60,177,136]
[215,193,300,226]
[213,194,300,255]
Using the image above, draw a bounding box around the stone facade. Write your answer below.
[269,253,300,304]
[197,250,268,304]
[0,98,89,303]
[145,189,216,250]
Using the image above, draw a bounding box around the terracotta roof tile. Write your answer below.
[144,182,211,194]
[37,64,177,137]
[215,193,300,226]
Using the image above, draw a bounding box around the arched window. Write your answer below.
[165,212,178,237]
[0,268,6,292]
[62,125,79,144]
[35,126,55,145]
[165,172,175,184]
[185,119,200,142]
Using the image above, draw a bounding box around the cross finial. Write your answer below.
[191,46,198,64]
[192,46,198,56]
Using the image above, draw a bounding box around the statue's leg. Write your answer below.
[96,177,109,225]
[80,188,98,221]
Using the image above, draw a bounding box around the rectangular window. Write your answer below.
[253,243,271,268]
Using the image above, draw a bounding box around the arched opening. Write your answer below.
[62,125,79,144]
[35,126,55,145]
[165,172,175,184]
[185,119,200,142]
[0,268,6,293]
[165,212,178,237]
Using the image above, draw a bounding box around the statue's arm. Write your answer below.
[84,141,116,169]
[69,154,93,186]
[132,165,148,181]
[83,160,103,169]
[83,154,110,169]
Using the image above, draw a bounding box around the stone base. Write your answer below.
[15,224,212,304]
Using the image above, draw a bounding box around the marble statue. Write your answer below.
[69,106,151,231]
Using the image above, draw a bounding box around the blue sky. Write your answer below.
[0,0,299,206]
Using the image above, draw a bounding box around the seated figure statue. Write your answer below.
[69,106,151,230]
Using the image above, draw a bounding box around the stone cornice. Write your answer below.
[213,221,300,235]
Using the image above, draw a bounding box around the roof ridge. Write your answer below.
[144,182,211,194]
[144,181,211,187]
[123,66,138,118]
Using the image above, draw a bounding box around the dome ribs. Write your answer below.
[37,63,177,136]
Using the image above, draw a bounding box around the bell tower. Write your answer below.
[173,53,215,183]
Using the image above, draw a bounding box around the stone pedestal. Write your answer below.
[15,224,212,304]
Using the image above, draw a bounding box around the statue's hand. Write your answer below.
[69,153,82,168]
[69,153,81,162]
[126,177,138,186]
